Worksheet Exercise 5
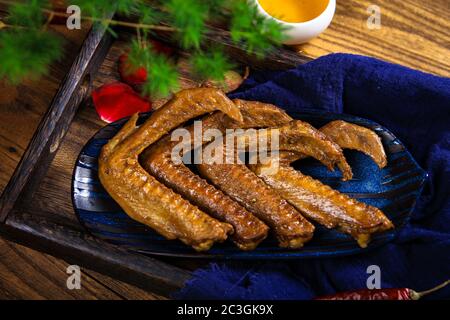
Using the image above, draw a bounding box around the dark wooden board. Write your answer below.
[0,19,311,293]
[0,13,115,222]
[2,212,191,295]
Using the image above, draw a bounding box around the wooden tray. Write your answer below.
[0,17,311,296]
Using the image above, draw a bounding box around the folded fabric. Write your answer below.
[175,53,450,300]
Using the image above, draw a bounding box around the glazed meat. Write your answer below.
[141,134,269,251]
[319,120,387,168]
[100,90,393,251]
[196,105,315,249]
[98,88,242,251]
[198,161,315,248]
[244,120,393,247]
[233,120,353,181]
[230,99,293,128]
[140,99,292,250]
[251,163,393,248]
[290,120,388,169]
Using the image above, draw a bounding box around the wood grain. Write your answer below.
[0,23,169,299]
[3,212,191,296]
[295,0,450,77]
[0,0,449,299]
[0,240,121,299]
[0,14,115,222]
[0,237,165,299]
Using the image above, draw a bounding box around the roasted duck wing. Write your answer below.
[140,100,292,250]
[233,120,353,180]
[141,135,269,251]
[100,89,392,251]
[198,161,315,248]
[230,100,293,128]
[243,121,393,248]
[196,106,315,249]
[319,120,387,168]
[99,88,243,251]
[230,105,386,179]
[288,120,388,170]
[252,163,393,248]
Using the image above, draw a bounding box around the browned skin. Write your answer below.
[243,121,392,248]
[219,101,357,180]
[319,120,387,168]
[289,120,388,170]
[251,163,393,248]
[229,100,293,128]
[141,136,269,251]
[215,103,392,248]
[140,99,292,250]
[99,88,243,251]
[198,162,315,248]
[196,102,315,249]
[101,92,391,250]
[233,120,353,181]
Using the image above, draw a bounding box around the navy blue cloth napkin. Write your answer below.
[175,54,450,300]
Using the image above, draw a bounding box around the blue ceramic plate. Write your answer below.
[72,111,426,259]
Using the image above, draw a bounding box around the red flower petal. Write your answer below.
[92,82,151,123]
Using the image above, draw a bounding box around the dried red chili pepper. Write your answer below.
[92,82,151,123]
[315,280,449,300]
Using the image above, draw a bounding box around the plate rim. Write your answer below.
[71,110,427,259]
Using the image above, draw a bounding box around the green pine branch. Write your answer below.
[0,0,62,83]
[0,0,286,97]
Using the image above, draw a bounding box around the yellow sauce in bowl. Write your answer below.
[258,0,329,23]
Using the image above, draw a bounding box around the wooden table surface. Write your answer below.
[0,0,449,299]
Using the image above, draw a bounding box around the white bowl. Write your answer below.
[252,0,336,45]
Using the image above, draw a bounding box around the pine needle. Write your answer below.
[191,49,235,81]
[165,0,208,49]
[0,30,62,83]
[128,39,179,98]
[0,0,286,97]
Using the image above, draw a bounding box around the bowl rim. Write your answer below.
[252,0,336,27]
